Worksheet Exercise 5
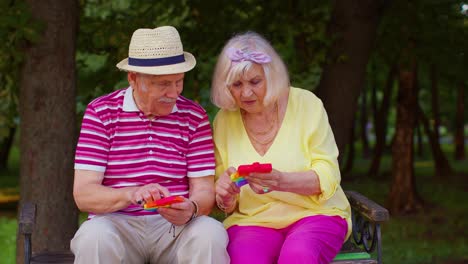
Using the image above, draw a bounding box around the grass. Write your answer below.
[342,152,468,264]
[0,217,16,264]
[1,144,467,263]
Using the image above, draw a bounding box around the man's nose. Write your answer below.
[166,84,179,98]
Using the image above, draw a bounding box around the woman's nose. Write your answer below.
[241,85,253,97]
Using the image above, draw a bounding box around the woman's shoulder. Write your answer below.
[289,87,323,109]
[213,108,240,127]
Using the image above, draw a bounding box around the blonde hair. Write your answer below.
[211,32,290,110]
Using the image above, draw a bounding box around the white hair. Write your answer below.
[211,32,290,110]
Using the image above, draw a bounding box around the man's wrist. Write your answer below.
[186,200,199,224]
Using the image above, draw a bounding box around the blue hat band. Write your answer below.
[128,54,185,67]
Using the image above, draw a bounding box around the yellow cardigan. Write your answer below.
[213,87,351,239]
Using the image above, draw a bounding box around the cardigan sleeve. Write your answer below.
[305,96,341,203]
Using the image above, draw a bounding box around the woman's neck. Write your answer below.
[241,103,277,120]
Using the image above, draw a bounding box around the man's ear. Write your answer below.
[128,72,137,87]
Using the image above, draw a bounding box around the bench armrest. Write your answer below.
[345,191,389,223]
[19,202,36,264]
[345,191,389,264]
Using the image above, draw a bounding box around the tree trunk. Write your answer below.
[16,0,79,262]
[417,105,453,178]
[0,126,16,170]
[386,60,424,215]
[370,62,378,154]
[430,64,441,140]
[315,0,383,159]
[454,82,465,160]
[342,114,356,176]
[415,65,423,158]
[415,121,424,158]
[367,64,396,177]
[359,86,370,158]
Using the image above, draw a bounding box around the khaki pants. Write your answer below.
[70,214,229,264]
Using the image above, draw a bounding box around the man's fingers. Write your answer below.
[158,186,171,198]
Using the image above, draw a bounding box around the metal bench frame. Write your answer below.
[19,190,389,264]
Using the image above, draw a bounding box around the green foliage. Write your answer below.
[364,0,468,143]
[376,0,467,80]
[0,1,42,139]
[75,0,332,115]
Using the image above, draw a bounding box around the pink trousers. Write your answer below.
[227,215,348,264]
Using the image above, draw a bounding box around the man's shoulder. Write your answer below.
[176,95,207,116]
[88,88,127,109]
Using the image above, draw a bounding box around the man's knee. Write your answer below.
[184,216,228,246]
[176,216,229,263]
[71,217,123,253]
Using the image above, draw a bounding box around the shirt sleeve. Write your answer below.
[306,97,341,203]
[74,104,110,172]
[186,112,216,177]
[213,111,227,180]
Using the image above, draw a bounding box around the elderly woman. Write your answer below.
[211,32,352,264]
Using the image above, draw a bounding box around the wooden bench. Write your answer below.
[19,190,389,264]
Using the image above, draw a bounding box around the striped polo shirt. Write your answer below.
[74,87,215,216]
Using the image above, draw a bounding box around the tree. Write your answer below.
[387,57,424,214]
[359,85,370,158]
[316,0,386,157]
[454,82,466,160]
[367,63,396,177]
[16,0,79,262]
[0,1,42,171]
[417,104,453,178]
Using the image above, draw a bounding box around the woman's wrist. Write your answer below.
[215,194,237,214]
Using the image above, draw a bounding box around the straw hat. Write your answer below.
[116,26,196,75]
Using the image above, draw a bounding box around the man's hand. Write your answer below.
[131,183,171,205]
[158,198,195,226]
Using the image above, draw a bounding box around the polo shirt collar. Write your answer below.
[123,86,178,113]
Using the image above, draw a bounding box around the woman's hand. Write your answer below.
[215,167,239,212]
[246,168,285,194]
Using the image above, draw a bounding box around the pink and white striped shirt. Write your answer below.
[74,87,215,216]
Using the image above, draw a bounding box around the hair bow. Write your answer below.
[226,47,272,65]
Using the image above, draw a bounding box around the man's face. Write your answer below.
[129,72,184,117]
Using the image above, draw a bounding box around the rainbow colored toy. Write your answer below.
[143,196,185,211]
[230,162,272,187]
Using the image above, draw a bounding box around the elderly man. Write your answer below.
[70,26,229,264]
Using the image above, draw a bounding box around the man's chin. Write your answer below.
[148,109,173,117]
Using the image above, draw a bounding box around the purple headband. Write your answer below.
[226,47,272,65]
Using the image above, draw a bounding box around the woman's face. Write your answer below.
[229,63,267,114]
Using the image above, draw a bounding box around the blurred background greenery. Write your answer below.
[0,0,467,263]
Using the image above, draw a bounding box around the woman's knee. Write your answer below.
[279,238,341,264]
[279,242,318,262]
